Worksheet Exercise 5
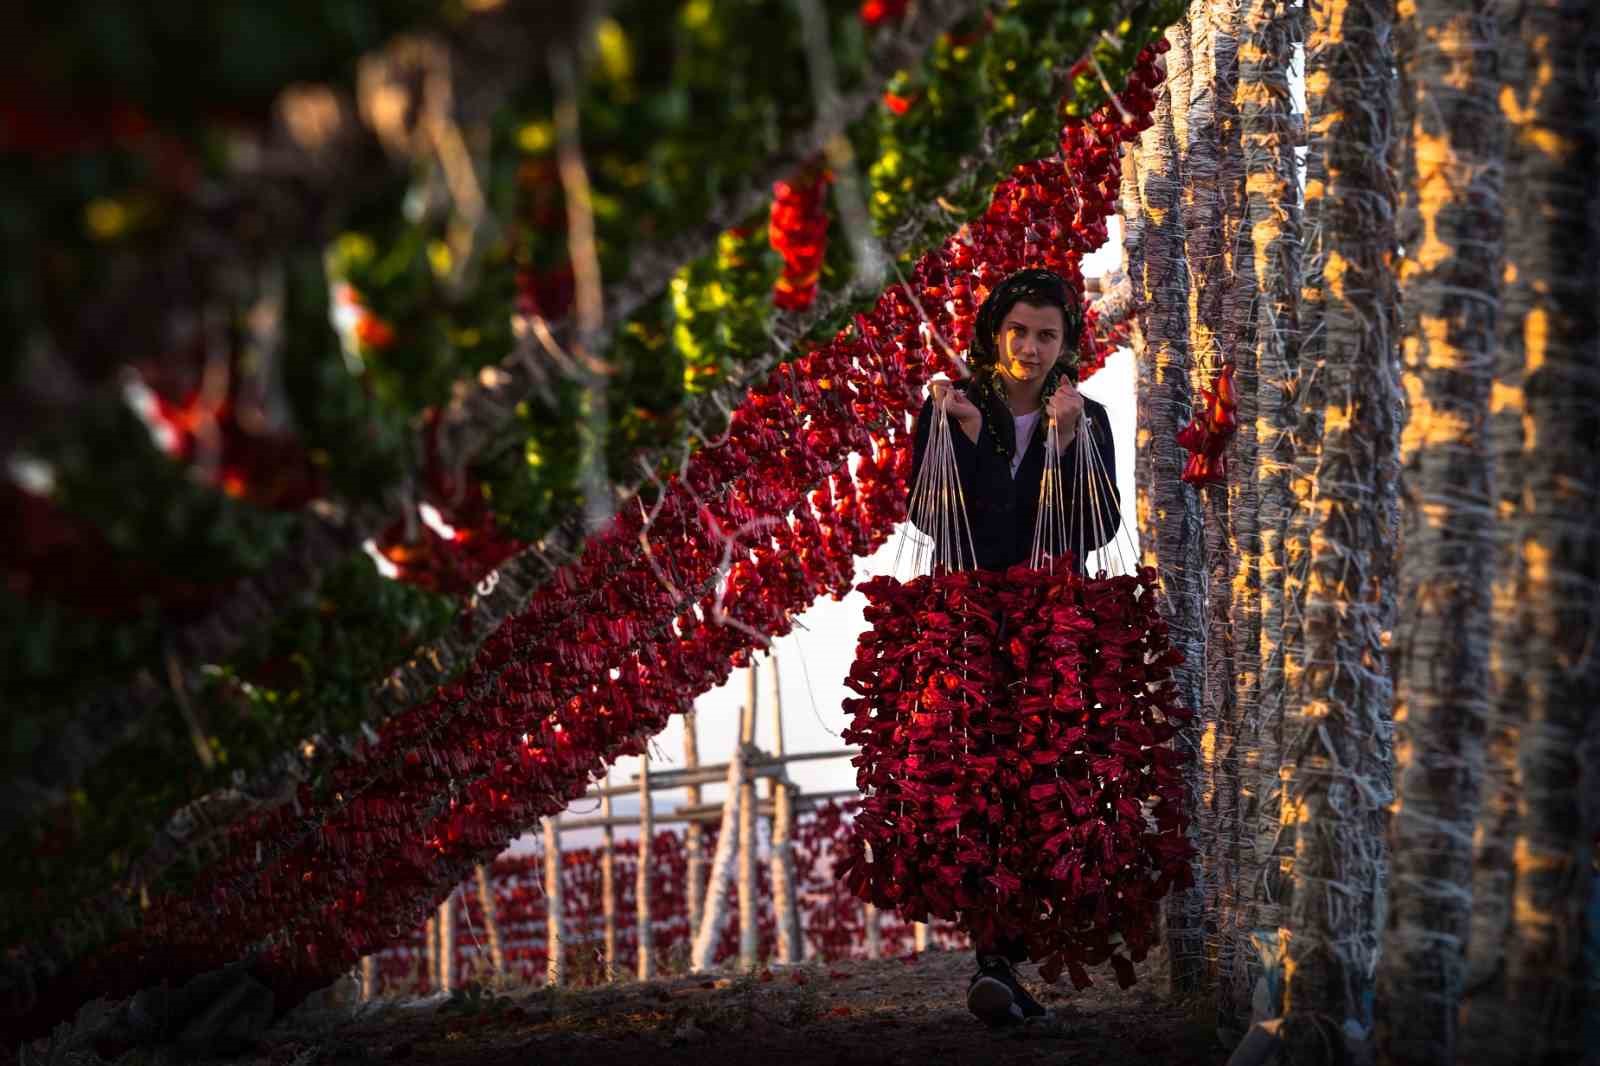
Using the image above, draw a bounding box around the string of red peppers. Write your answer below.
[1176,360,1238,485]
[769,166,834,313]
[18,46,1167,1034]
[373,414,526,597]
[859,1,912,30]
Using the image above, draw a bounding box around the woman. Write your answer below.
[907,268,1121,1026]
[910,269,1121,572]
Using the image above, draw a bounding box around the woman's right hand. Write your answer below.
[930,380,982,442]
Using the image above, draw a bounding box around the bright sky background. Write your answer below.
[511,225,1139,853]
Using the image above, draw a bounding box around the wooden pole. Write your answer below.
[738,665,760,970]
[768,656,801,964]
[637,752,656,980]
[684,708,706,935]
[423,915,438,993]
[474,865,506,978]
[692,746,744,970]
[544,817,564,986]
[913,922,929,954]
[864,903,881,960]
[360,955,378,1001]
[437,896,457,992]
[600,772,618,977]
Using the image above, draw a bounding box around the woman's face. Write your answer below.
[995,300,1067,387]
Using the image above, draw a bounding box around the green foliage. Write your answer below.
[44,407,295,578]
[279,251,413,501]
[3,402,296,774]
[867,20,989,235]
[672,223,782,394]
[473,383,586,542]
[25,1,443,121]
[515,0,869,286]
[2,0,449,387]
[470,0,1160,541]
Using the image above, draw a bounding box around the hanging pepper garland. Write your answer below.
[1176,360,1238,485]
[859,0,911,28]
[770,166,834,313]
[375,414,526,597]
[841,561,1194,988]
[9,33,1179,1036]
[997,562,1193,986]
[142,368,327,513]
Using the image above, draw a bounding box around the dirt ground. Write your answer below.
[223,948,1227,1066]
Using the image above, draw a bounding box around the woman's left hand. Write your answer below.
[1046,382,1085,440]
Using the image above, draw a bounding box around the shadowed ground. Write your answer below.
[216,947,1225,1066]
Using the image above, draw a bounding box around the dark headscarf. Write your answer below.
[961,268,1084,463]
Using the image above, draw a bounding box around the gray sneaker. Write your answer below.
[967,956,1044,1027]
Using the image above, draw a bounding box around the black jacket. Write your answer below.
[908,386,1121,571]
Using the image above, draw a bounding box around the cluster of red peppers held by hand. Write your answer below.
[32,46,1169,1027]
[1176,360,1238,485]
[841,560,1194,990]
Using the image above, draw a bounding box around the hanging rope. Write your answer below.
[898,386,979,577]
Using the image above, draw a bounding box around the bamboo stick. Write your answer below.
[738,666,760,971]
[768,657,801,964]
[474,865,506,978]
[691,749,744,970]
[684,709,706,936]
[544,817,564,986]
[423,915,438,993]
[600,772,617,977]
[637,753,656,980]
[437,897,457,992]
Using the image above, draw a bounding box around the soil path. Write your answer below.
[236,949,1227,1066]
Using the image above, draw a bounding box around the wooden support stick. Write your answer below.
[544,817,564,986]
[768,657,801,964]
[914,922,929,954]
[864,903,881,960]
[692,746,744,970]
[475,865,506,978]
[360,955,378,1001]
[437,897,457,992]
[637,752,656,980]
[669,788,861,822]
[738,665,760,971]
[423,915,438,993]
[600,772,617,978]
[684,708,706,936]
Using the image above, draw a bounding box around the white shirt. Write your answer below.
[1010,411,1041,477]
